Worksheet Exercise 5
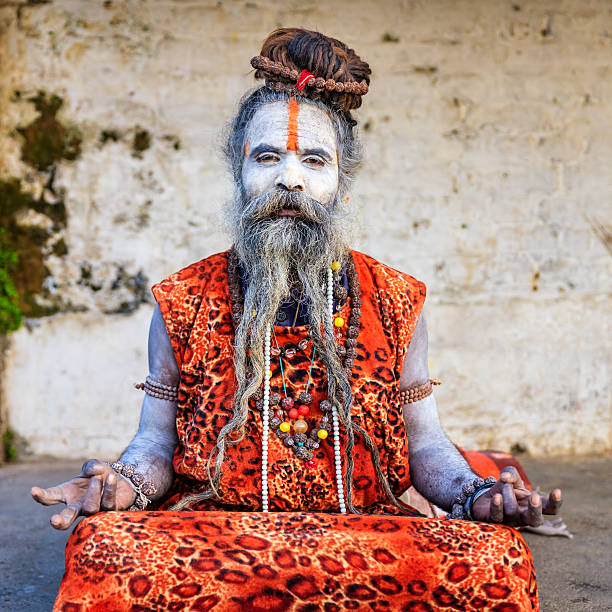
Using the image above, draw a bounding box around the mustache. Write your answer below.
[240,188,330,224]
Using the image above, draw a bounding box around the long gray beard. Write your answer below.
[173,188,406,516]
[228,188,352,431]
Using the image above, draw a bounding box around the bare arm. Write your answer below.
[401,313,563,524]
[401,313,478,511]
[118,303,179,500]
[32,304,179,528]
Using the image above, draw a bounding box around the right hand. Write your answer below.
[30,459,136,530]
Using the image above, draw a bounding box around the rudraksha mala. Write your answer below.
[250,55,369,98]
[399,379,442,404]
[446,476,497,521]
[109,461,157,511]
[134,376,179,402]
[227,248,361,468]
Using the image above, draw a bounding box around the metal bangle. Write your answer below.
[465,482,497,520]
[446,476,497,520]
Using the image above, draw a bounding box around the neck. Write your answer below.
[234,257,350,327]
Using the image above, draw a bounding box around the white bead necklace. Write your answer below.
[260,265,347,514]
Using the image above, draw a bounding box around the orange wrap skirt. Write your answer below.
[54,451,538,611]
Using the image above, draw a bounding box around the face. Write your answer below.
[241,100,339,209]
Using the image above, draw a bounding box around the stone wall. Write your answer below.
[1,0,610,459]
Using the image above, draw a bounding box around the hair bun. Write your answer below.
[252,28,371,112]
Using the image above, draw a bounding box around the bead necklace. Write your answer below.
[227,249,361,514]
[262,328,329,467]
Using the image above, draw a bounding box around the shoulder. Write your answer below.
[350,249,426,301]
[151,250,230,323]
[152,250,230,299]
[150,251,231,370]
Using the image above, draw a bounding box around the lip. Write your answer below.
[277,208,300,217]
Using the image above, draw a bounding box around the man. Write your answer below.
[33,28,561,610]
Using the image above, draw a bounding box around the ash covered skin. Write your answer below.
[31,97,562,528]
[241,101,339,207]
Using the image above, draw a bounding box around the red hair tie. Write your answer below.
[296,69,316,91]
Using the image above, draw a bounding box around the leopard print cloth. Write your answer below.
[56,511,537,611]
[54,250,539,610]
[152,250,426,513]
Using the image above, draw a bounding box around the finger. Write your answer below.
[81,476,103,515]
[542,488,563,515]
[101,473,118,511]
[490,493,504,522]
[80,459,109,478]
[514,489,532,503]
[31,485,65,506]
[502,483,520,523]
[50,503,80,530]
[500,466,525,490]
[521,492,543,527]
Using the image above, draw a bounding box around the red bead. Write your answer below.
[281,397,294,410]
[298,405,310,416]
[288,407,299,419]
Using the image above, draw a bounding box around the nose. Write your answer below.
[275,156,304,192]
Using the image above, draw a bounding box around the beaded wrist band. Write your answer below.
[110,461,157,511]
[446,476,497,520]
[134,376,179,402]
[399,379,441,404]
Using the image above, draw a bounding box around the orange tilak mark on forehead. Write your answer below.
[286,97,299,151]
[243,140,250,158]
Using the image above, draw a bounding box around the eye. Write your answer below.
[303,156,325,167]
[255,153,280,163]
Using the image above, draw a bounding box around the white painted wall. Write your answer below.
[1,0,610,458]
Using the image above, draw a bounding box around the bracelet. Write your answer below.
[399,379,441,404]
[134,376,179,402]
[110,461,157,511]
[445,476,497,520]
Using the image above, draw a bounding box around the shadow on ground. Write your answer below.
[1,455,611,611]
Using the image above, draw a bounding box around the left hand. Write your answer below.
[472,466,563,527]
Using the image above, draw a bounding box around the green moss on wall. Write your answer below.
[0,233,21,334]
[132,127,151,157]
[16,92,82,171]
[0,90,80,329]
[0,178,68,324]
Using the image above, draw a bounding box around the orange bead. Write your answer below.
[294,420,308,434]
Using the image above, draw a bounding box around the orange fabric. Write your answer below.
[152,250,426,513]
[286,97,299,151]
[54,251,539,611]
[462,449,533,490]
[55,511,538,611]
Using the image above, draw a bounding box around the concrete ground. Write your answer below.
[0,455,611,612]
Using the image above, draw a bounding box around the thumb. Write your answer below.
[80,459,110,478]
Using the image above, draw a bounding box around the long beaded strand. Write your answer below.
[262,324,271,512]
[260,267,348,514]
[328,266,347,514]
